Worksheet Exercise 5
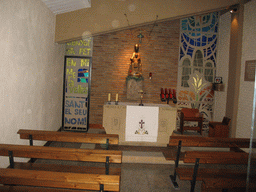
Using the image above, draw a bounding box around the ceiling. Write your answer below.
[41,0,91,15]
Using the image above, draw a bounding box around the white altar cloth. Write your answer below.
[125,106,159,142]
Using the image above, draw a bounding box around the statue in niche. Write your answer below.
[128,44,142,78]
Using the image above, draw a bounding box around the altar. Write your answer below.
[103,102,177,146]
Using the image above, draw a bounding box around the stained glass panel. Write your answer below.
[178,12,219,128]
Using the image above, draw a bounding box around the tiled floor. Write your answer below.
[120,163,201,192]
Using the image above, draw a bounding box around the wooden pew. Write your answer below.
[0,144,122,191]
[0,169,120,191]
[0,185,81,192]
[181,151,250,192]
[201,176,256,192]
[17,129,119,150]
[167,135,250,189]
[0,185,96,192]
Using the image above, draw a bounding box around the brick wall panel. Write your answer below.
[90,19,180,124]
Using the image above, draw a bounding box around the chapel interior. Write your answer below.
[1,0,256,191]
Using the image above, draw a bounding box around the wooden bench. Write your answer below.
[0,144,122,191]
[0,185,108,192]
[201,174,256,192]
[181,151,251,192]
[167,135,251,189]
[17,129,119,150]
[0,185,87,191]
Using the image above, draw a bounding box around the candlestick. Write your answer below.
[108,93,111,102]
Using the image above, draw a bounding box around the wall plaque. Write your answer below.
[245,60,256,81]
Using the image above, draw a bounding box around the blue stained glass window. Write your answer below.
[185,34,190,42]
[179,12,218,87]
[187,47,193,57]
[190,39,194,45]
[215,24,218,33]
[202,36,207,43]
[211,43,216,50]
[182,20,188,30]
[180,48,185,59]
[183,41,187,50]
[78,78,89,83]
[187,25,192,31]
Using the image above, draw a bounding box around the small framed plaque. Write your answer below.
[244,60,256,81]
[214,77,222,84]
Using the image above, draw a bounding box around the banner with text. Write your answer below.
[63,38,92,131]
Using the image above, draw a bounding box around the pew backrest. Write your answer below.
[183,151,249,164]
[169,136,250,148]
[222,117,231,125]
[17,129,119,146]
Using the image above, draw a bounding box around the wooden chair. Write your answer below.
[179,108,203,135]
[208,117,231,138]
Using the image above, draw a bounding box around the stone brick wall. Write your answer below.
[90,19,180,124]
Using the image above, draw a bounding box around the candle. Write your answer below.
[173,89,176,98]
[161,88,164,94]
[116,93,118,102]
[108,93,111,102]
[169,89,173,99]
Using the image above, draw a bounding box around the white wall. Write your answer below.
[214,12,231,122]
[236,0,256,138]
[0,0,65,167]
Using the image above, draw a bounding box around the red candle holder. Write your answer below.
[160,88,177,104]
